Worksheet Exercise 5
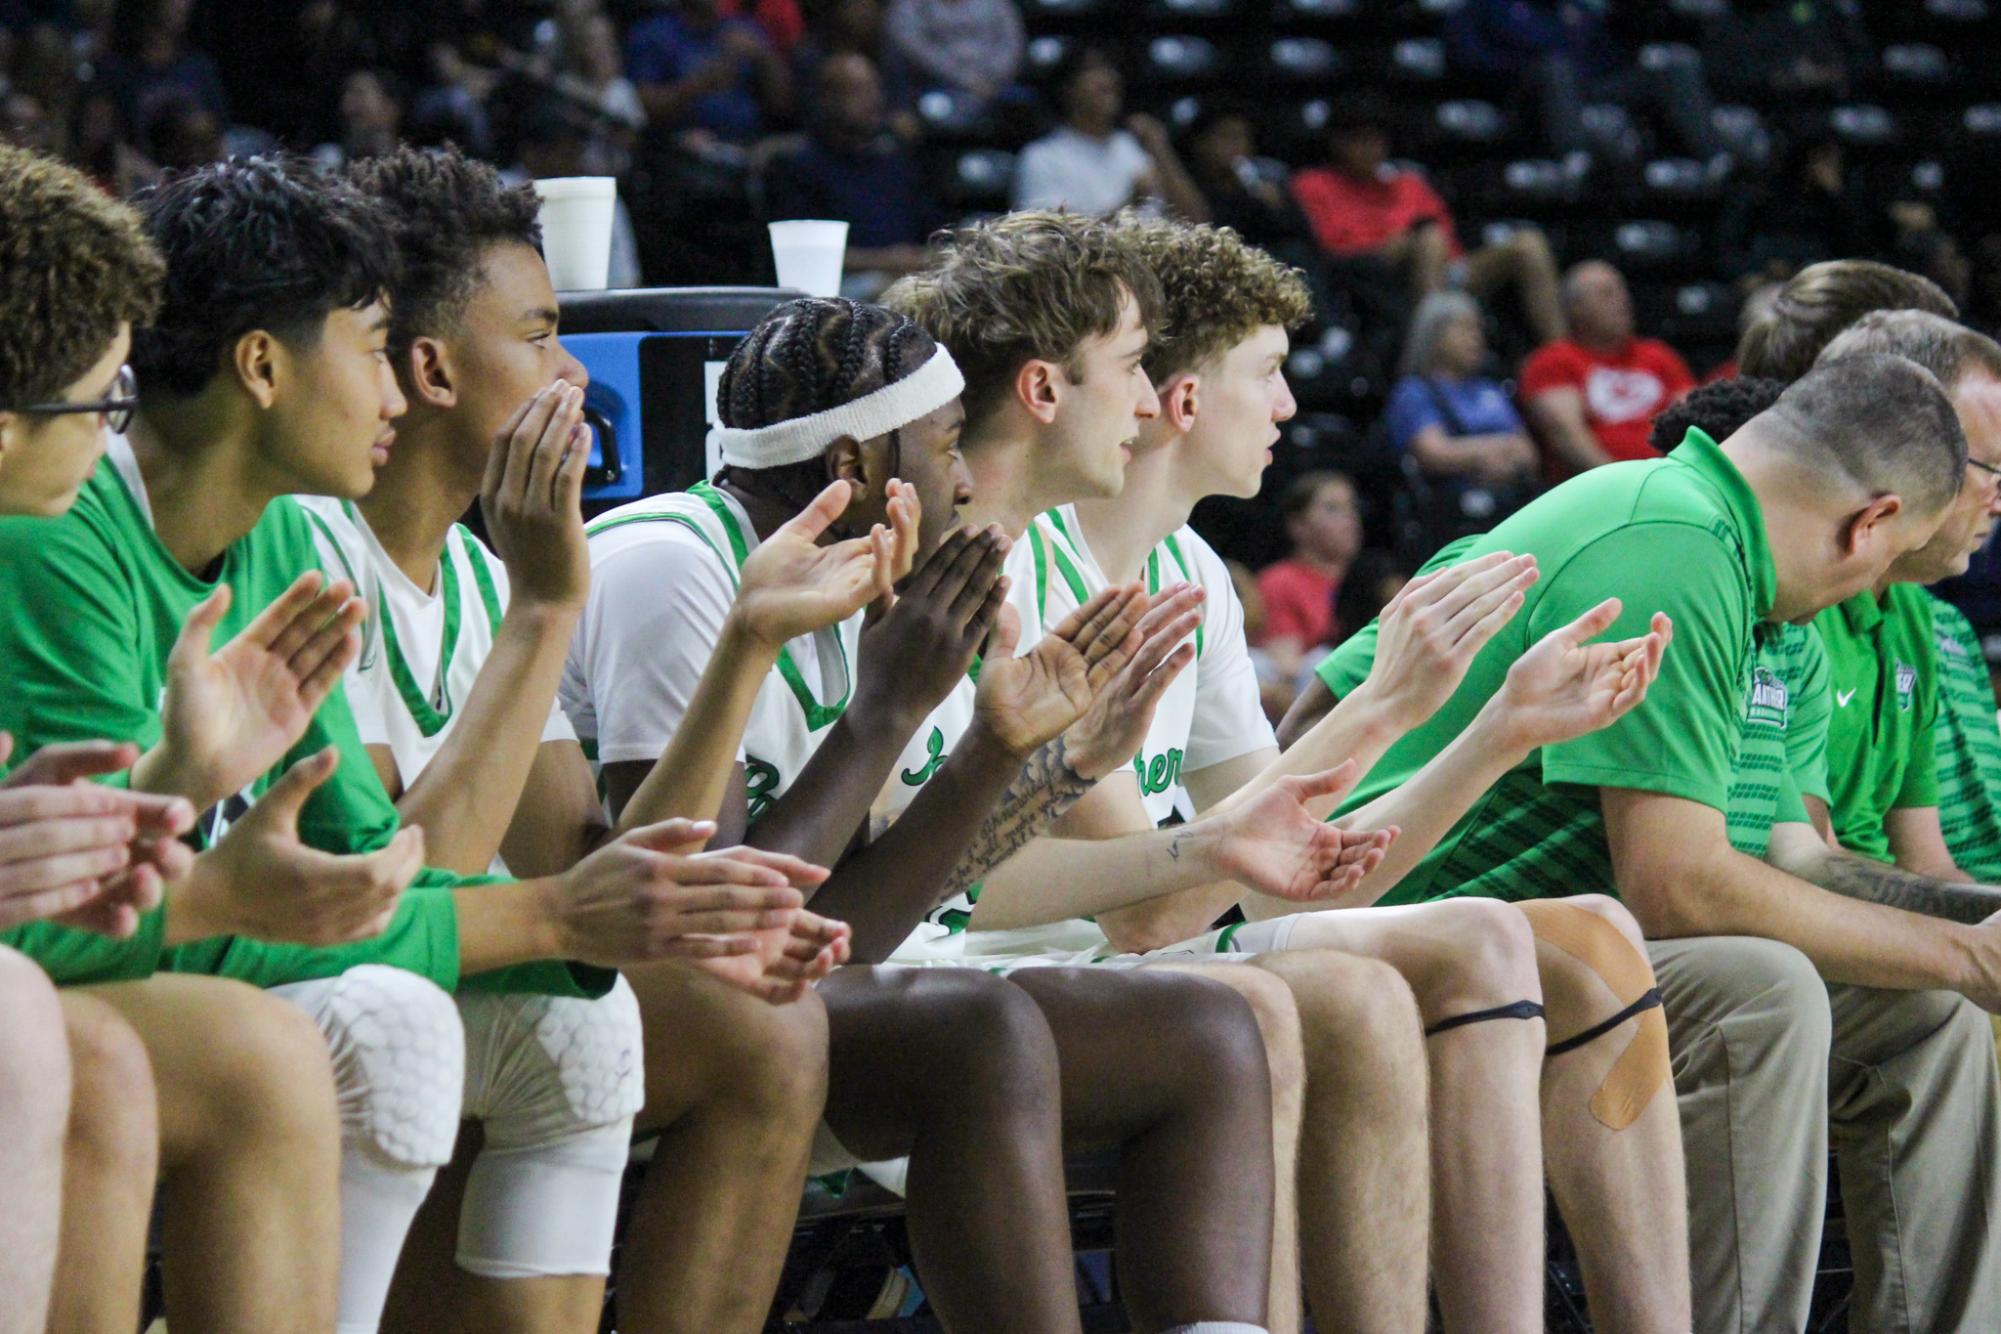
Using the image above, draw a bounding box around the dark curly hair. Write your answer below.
[0,144,163,407]
[346,145,542,361]
[715,297,938,509]
[1649,376,1787,453]
[131,155,398,398]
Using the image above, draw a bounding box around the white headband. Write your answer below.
[711,344,966,469]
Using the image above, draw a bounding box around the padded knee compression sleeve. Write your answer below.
[269,967,467,1332]
[455,977,644,1278]
[1516,900,1669,1131]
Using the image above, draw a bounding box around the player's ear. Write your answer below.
[404,335,455,408]
[1016,358,1061,425]
[825,435,865,488]
[1165,372,1199,432]
[232,329,282,408]
[1839,493,1904,558]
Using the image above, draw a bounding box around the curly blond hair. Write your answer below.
[1110,212,1311,383]
[883,210,1164,436]
[0,144,163,406]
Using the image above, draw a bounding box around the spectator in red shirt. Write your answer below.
[1289,95,1566,344]
[1520,259,1695,476]
[1254,470,1362,683]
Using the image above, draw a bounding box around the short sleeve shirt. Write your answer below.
[1011,127,1151,214]
[1815,583,1941,864]
[562,482,862,825]
[1028,506,1276,824]
[0,443,599,999]
[1321,427,1776,905]
[1382,375,1525,453]
[1518,337,1695,467]
[1722,622,1831,859]
[1929,594,2001,881]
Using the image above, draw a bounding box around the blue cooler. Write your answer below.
[558,287,801,515]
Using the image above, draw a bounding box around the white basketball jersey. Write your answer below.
[561,483,862,824]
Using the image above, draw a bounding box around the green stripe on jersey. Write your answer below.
[1930,595,2001,881]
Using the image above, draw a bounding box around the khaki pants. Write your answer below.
[1649,936,2001,1334]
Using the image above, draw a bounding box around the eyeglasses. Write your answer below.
[1969,455,2001,483]
[10,365,139,435]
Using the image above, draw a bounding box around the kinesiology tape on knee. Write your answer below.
[1424,999,1546,1038]
[1516,900,1669,1132]
[269,966,467,1169]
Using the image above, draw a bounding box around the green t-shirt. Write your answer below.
[1929,594,2001,881]
[1814,583,1940,865]
[0,451,601,997]
[1320,428,1777,905]
[1722,623,1830,858]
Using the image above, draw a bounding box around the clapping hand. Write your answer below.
[1356,551,1539,731]
[145,573,366,809]
[970,583,1150,761]
[733,479,918,650]
[1492,599,1672,752]
[1209,761,1399,902]
[1061,583,1204,780]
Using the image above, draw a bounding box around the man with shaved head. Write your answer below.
[1521,259,1695,477]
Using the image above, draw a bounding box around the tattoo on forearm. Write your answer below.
[1814,853,2001,925]
[942,736,1092,896]
[1167,830,1186,863]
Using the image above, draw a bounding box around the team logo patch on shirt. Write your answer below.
[1895,662,1918,712]
[1745,667,1789,728]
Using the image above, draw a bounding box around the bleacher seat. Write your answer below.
[1637,41,1703,74]
[944,149,1016,209]
[1390,37,1447,81]
[1609,219,1702,273]
[1273,0,1362,20]
[916,90,996,144]
[1151,0,1240,18]
[1021,0,1109,17]
[1883,42,1953,84]
[1143,34,1228,82]
[1710,104,1772,164]
[1928,0,1990,17]
[1829,103,1900,147]
[1579,103,1644,161]
[1638,157,1722,201]
[1432,99,1507,146]
[1025,34,1071,80]
[1267,36,1341,80]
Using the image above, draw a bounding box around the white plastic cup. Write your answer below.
[533,176,617,291]
[768,220,849,297]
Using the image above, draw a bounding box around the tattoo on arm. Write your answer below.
[1812,851,2001,925]
[941,736,1092,897]
[1167,830,1186,863]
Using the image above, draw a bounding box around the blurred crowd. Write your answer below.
[8,0,2001,720]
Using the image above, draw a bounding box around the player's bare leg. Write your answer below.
[48,989,156,1334]
[1145,959,1308,1333]
[1278,902,1547,1332]
[1524,895,1689,1333]
[1252,951,1431,1334]
[0,949,73,1334]
[91,975,343,1332]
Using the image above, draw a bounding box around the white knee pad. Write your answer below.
[455,976,644,1278]
[268,965,466,1170]
[269,966,467,1333]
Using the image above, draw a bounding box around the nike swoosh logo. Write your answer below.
[1836,689,1858,708]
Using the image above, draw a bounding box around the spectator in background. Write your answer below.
[1289,96,1566,344]
[765,53,936,290]
[1254,470,1362,687]
[1182,105,1319,255]
[505,97,643,286]
[560,10,645,175]
[1011,45,1207,220]
[96,0,225,137]
[1521,259,1694,475]
[882,0,1022,107]
[1385,290,1541,536]
[140,89,221,170]
[627,0,793,143]
[1704,0,1873,101]
[310,68,400,170]
[1446,0,1724,165]
[722,0,806,57]
[1716,133,1891,283]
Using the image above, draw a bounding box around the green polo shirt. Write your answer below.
[1814,583,1940,865]
[1320,427,1777,905]
[1930,594,2001,880]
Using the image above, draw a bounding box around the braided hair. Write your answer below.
[715,297,938,517]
